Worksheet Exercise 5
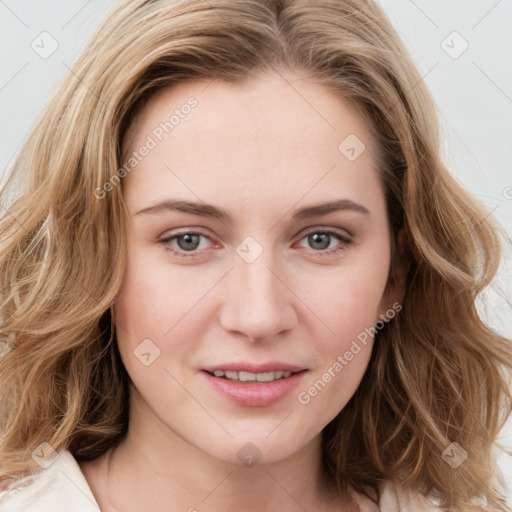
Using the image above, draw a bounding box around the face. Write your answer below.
[113,69,403,466]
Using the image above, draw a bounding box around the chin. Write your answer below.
[194,428,317,468]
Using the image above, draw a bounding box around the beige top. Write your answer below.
[0,450,439,511]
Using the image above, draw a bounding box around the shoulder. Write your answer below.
[349,478,441,512]
[378,478,442,511]
[0,450,99,512]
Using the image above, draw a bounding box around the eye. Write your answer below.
[158,227,353,258]
[296,229,352,254]
[159,230,214,257]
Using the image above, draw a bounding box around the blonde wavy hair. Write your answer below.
[1,0,511,510]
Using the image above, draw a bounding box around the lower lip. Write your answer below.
[201,370,307,407]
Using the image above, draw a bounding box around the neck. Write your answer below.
[95,387,344,512]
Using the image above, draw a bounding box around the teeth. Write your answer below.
[256,372,276,382]
[239,371,256,382]
[210,370,293,382]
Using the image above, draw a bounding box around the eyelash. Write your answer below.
[158,228,353,258]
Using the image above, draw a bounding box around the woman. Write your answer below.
[0,0,511,510]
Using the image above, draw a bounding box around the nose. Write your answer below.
[219,248,297,343]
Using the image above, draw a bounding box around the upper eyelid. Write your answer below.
[160,228,213,243]
[297,226,352,239]
[160,226,351,239]
[160,227,352,249]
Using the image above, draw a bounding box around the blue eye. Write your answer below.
[298,229,352,254]
[159,228,352,258]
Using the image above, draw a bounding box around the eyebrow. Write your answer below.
[135,198,370,221]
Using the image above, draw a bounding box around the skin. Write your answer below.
[80,69,405,512]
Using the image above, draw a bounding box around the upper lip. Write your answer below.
[202,362,307,374]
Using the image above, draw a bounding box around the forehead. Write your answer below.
[122,70,381,211]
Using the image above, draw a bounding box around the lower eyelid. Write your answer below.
[159,229,352,256]
[297,230,352,251]
[161,232,212,252]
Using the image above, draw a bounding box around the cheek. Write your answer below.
[294,272,384,430]
[115,239,204,329]
[112,247,206,371]
[294,247,390,409]
[305,255,390,346]
[307,275,380,381]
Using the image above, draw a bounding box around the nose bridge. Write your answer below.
[220,241,295,341]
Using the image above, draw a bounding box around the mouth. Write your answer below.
[200,364,308,407]
[203,369,306,382]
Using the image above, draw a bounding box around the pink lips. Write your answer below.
[200,361,308,407]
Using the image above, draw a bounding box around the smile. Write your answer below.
[201,368,308,407]
[205,370,295,382]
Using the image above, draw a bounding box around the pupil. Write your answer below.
[309,233,329,250]
[178,233,200,251]
[176,233,331,252]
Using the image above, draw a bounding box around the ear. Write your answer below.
[377,227,408,322]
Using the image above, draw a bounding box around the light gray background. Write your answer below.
[1,0,511,502]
